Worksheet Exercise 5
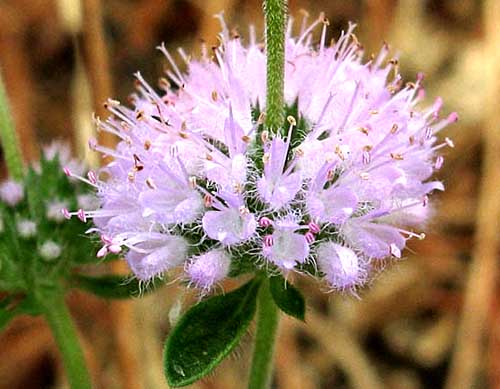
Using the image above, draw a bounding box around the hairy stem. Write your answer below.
[0,71,24,180]
[248,278,280,389]
[264,0,287,132]
[40,291,92,389]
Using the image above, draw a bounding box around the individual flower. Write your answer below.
[185,250,231,291]
[0,180,24,206]
[39,240,62,261]
[69,14,456,292]
[17,219,37,238]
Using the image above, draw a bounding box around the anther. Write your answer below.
[390,124,399,134]
[146,178,157,190]
[259,217,273,228]
[262,152,270,164]
[239,206,250,216]
[308,222,320,234]
[287,116,297,126]
[133,154,144,171]
[447,112,459,123]
[211,90,218,102]
[358,126,369,135]
[189,176,197,189]
[261,131,269,143]
[136,110,145,121]
[264,235,274,247]
[77,209,87,223]
[204,194,212,208]
[390,153,404,160]
[144,140,152,150]
[87,171,97,184]
[158,78,170,89]
[305,232,315,244]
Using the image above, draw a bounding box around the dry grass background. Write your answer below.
[0,0,498,388]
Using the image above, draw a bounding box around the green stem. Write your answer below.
[0,72,24,180]
[248,278,280,389]
[39,291,92,389]
[264,0,287,132]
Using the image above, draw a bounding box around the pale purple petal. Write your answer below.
[202,208,257,245]
[307,187,358,224]
[257,171,302,209]
[125,235,188,280]
[263,229,309,270]
[344,221,406,259]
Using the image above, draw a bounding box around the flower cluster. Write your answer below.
[67,15,456,292]
[0,143,97,293]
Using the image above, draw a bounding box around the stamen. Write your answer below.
[259,217,273,228]
[77,209,87,222]
[87,171,98,184]
[204,194,213,208]
[305,232,315,244]
[308,222,320,234]
[146,178,157,190]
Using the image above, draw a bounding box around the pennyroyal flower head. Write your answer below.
[66,14,457,292]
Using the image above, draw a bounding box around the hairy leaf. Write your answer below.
[164,278,261,387]
[269,275,305,321]
[70,274,162,299]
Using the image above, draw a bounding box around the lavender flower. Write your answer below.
[0,180,24,206]
[185,250,231,291]
[68,15,456,292]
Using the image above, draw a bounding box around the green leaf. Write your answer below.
[269,275,305,321]
[164,278,262,387]
[70,274,162,299]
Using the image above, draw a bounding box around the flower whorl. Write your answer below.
[68,15,456,292]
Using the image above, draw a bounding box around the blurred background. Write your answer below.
[0,0,498,388]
